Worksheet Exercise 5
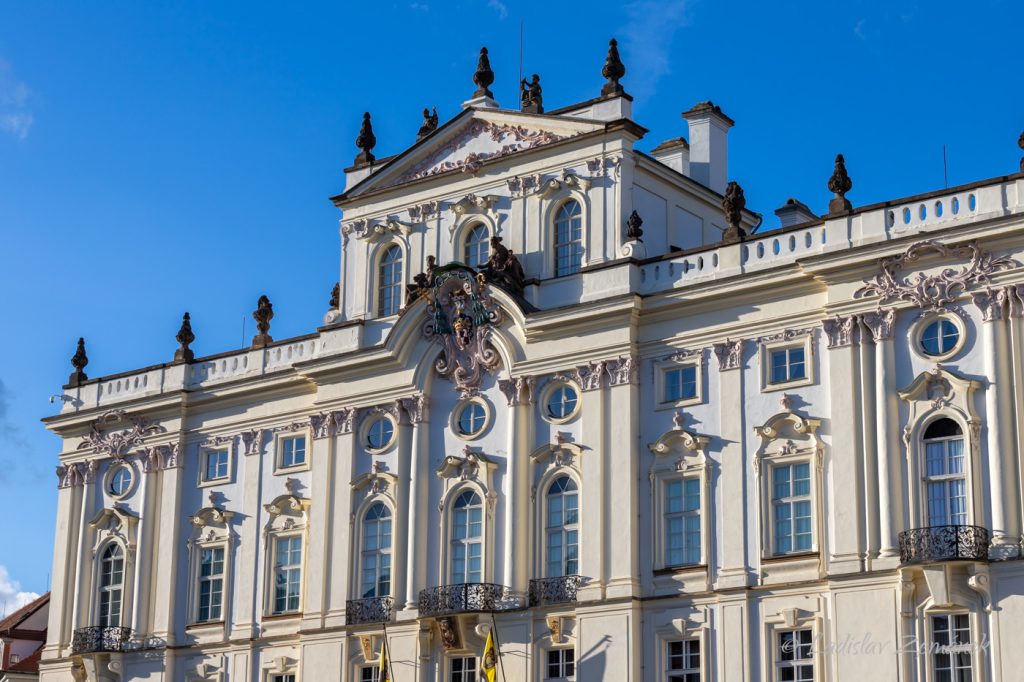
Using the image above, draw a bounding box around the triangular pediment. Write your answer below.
[344,108,604,198]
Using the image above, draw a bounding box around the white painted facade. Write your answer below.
[38,66,1024,681]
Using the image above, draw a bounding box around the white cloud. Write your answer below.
[486,0,508,20]
[854,19,869,40]
[0,565,40,618]
[410,2,429,11]
[0,58,33,140]
[620,0,691,103]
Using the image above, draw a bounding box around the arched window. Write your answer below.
[546,476,579,577]
[554,201,583,277]
[464,224,490,269]
[923,418,967,527]
[451,490,483,584]
[377,245,403,317]
[360,503,392,598]
[98,544,125,627]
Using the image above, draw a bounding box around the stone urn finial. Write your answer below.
[68,337,89,387]
[174,312,195,363]
[354,112,376,166]
[472,47,495,99]
[601,38,626,97]
[827,153,853,215]
[252,295,274,348]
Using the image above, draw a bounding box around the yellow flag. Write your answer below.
[482,630,498,682]
[378,646,389,682]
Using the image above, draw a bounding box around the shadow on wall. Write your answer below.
[578,633,611,679]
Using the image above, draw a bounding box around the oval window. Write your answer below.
[457,402,487,436]
[366,417,395,451]
[546,385,579,420]
[109,466,133,496]
[921,319,960,356]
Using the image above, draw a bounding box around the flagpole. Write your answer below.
[382,621,397,682]
[489,612,508,682]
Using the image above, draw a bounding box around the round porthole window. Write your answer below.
[921,319,960,356]
[365,416,395,452]
[457,402,487,437]
[109,465,133,497]
[544,383,580,422]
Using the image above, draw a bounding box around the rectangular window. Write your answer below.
[360,667,380,682]
[777,629,814,681]
[203,449,229,482]
[664,478,702,566]
[926,439,967,526]
[770,347,806,384]
[280,436,306,469]
[664,365,698,403]
[449,656,477,682]
[270,676,295,682]
[273,536,302,614]
[198,546,225,622]
[772,463,813,555]
[668,639,701,682]
[546,648,575,679]
[932,614,972,682]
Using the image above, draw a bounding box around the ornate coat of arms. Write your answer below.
[423,266,503,396]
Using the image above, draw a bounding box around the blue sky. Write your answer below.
[0,0,1021,611]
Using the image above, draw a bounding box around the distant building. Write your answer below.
[38,39,1024,682]
[1,593,49,682]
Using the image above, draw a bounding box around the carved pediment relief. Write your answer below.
[648,416,711,473]
[263,490,311,536]
[898,365,981,445]
[855,239,1016,310]
[89,504,139,556]
[531,438,587,470]
[753,412,824,472]
[436,445,496,482]
[351,461,398,495]
[344,110,602,198]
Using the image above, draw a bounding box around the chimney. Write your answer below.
[774,198,819,228]
[650,137,690,175]
[681,101,734,195]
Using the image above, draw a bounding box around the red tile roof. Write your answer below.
[7,646,42,673]
[0,593,49,635]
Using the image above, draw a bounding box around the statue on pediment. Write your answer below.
[520,74,543,114]
[479,236,526,297]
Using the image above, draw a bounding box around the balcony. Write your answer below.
[71,626,134,655]
[898,525,990,565]
[346,597,394,626]
[528,575,583,607]
[417,583,521,618]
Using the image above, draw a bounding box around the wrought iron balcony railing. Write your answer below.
[346,597,394,626]
[71,626,134,654]
[898,525,990,565]
[418,583,521,618]
[528,575,583,607]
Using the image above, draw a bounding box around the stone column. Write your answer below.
[150,441,184,646]
[70,460,99,632]
[974,289,1020,555]
[1008,286,1024,547]
[858,331,880,561]
[133,449,162,637]
[499,377,534,594]
[576,362,608,601]
[822,315,865,573]
[604,356,640,598]
[864,310,899,560]
[230,429,266,641]
[46,464,84,657]
[403,400,429,612]
[713,340,750,589]
[395,396,426,612]
[301,414,336,631]
[326,413,356,627]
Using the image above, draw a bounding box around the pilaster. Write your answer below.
[327,424,356,626]
[714,339,751,589]
[151,442,184,645]
[44,476,82,658]
[230,429,266,640]
[864,310,900,564]
[300,421,334,631]
[500,376,534,593]
[604,356,639,598]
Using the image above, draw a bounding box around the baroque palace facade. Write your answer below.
[38,42,1024,681]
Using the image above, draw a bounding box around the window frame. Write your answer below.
[375,242,405,318]
[769,461,815,556]
[922,419,969,528]
[655,624,709,682]
[357,501,394,599]
[666,638,701,682]
[270,533,304,615]
[759,333,815,392]
[655,352,704,410]
[543,475,580,578]
[540,380,582,425]
[450,397,492,441]
[274,431,310,474]
[911,311,966,362]
[544,646,576,680]
[461,222,491,269]
[195,545,227,623]
[360,412,398,454]
[927,611,977,682]
[97,542,126,628]
[552,199,584,278]
[648,426,711,574]
[105,463,136,500]
[448,655,478,682]
[449,488,485,585]
[198,444,233,487]
[774,628,815,682]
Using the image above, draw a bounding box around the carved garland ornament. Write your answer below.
[855,239,1016,310]
[424,266,503,397]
